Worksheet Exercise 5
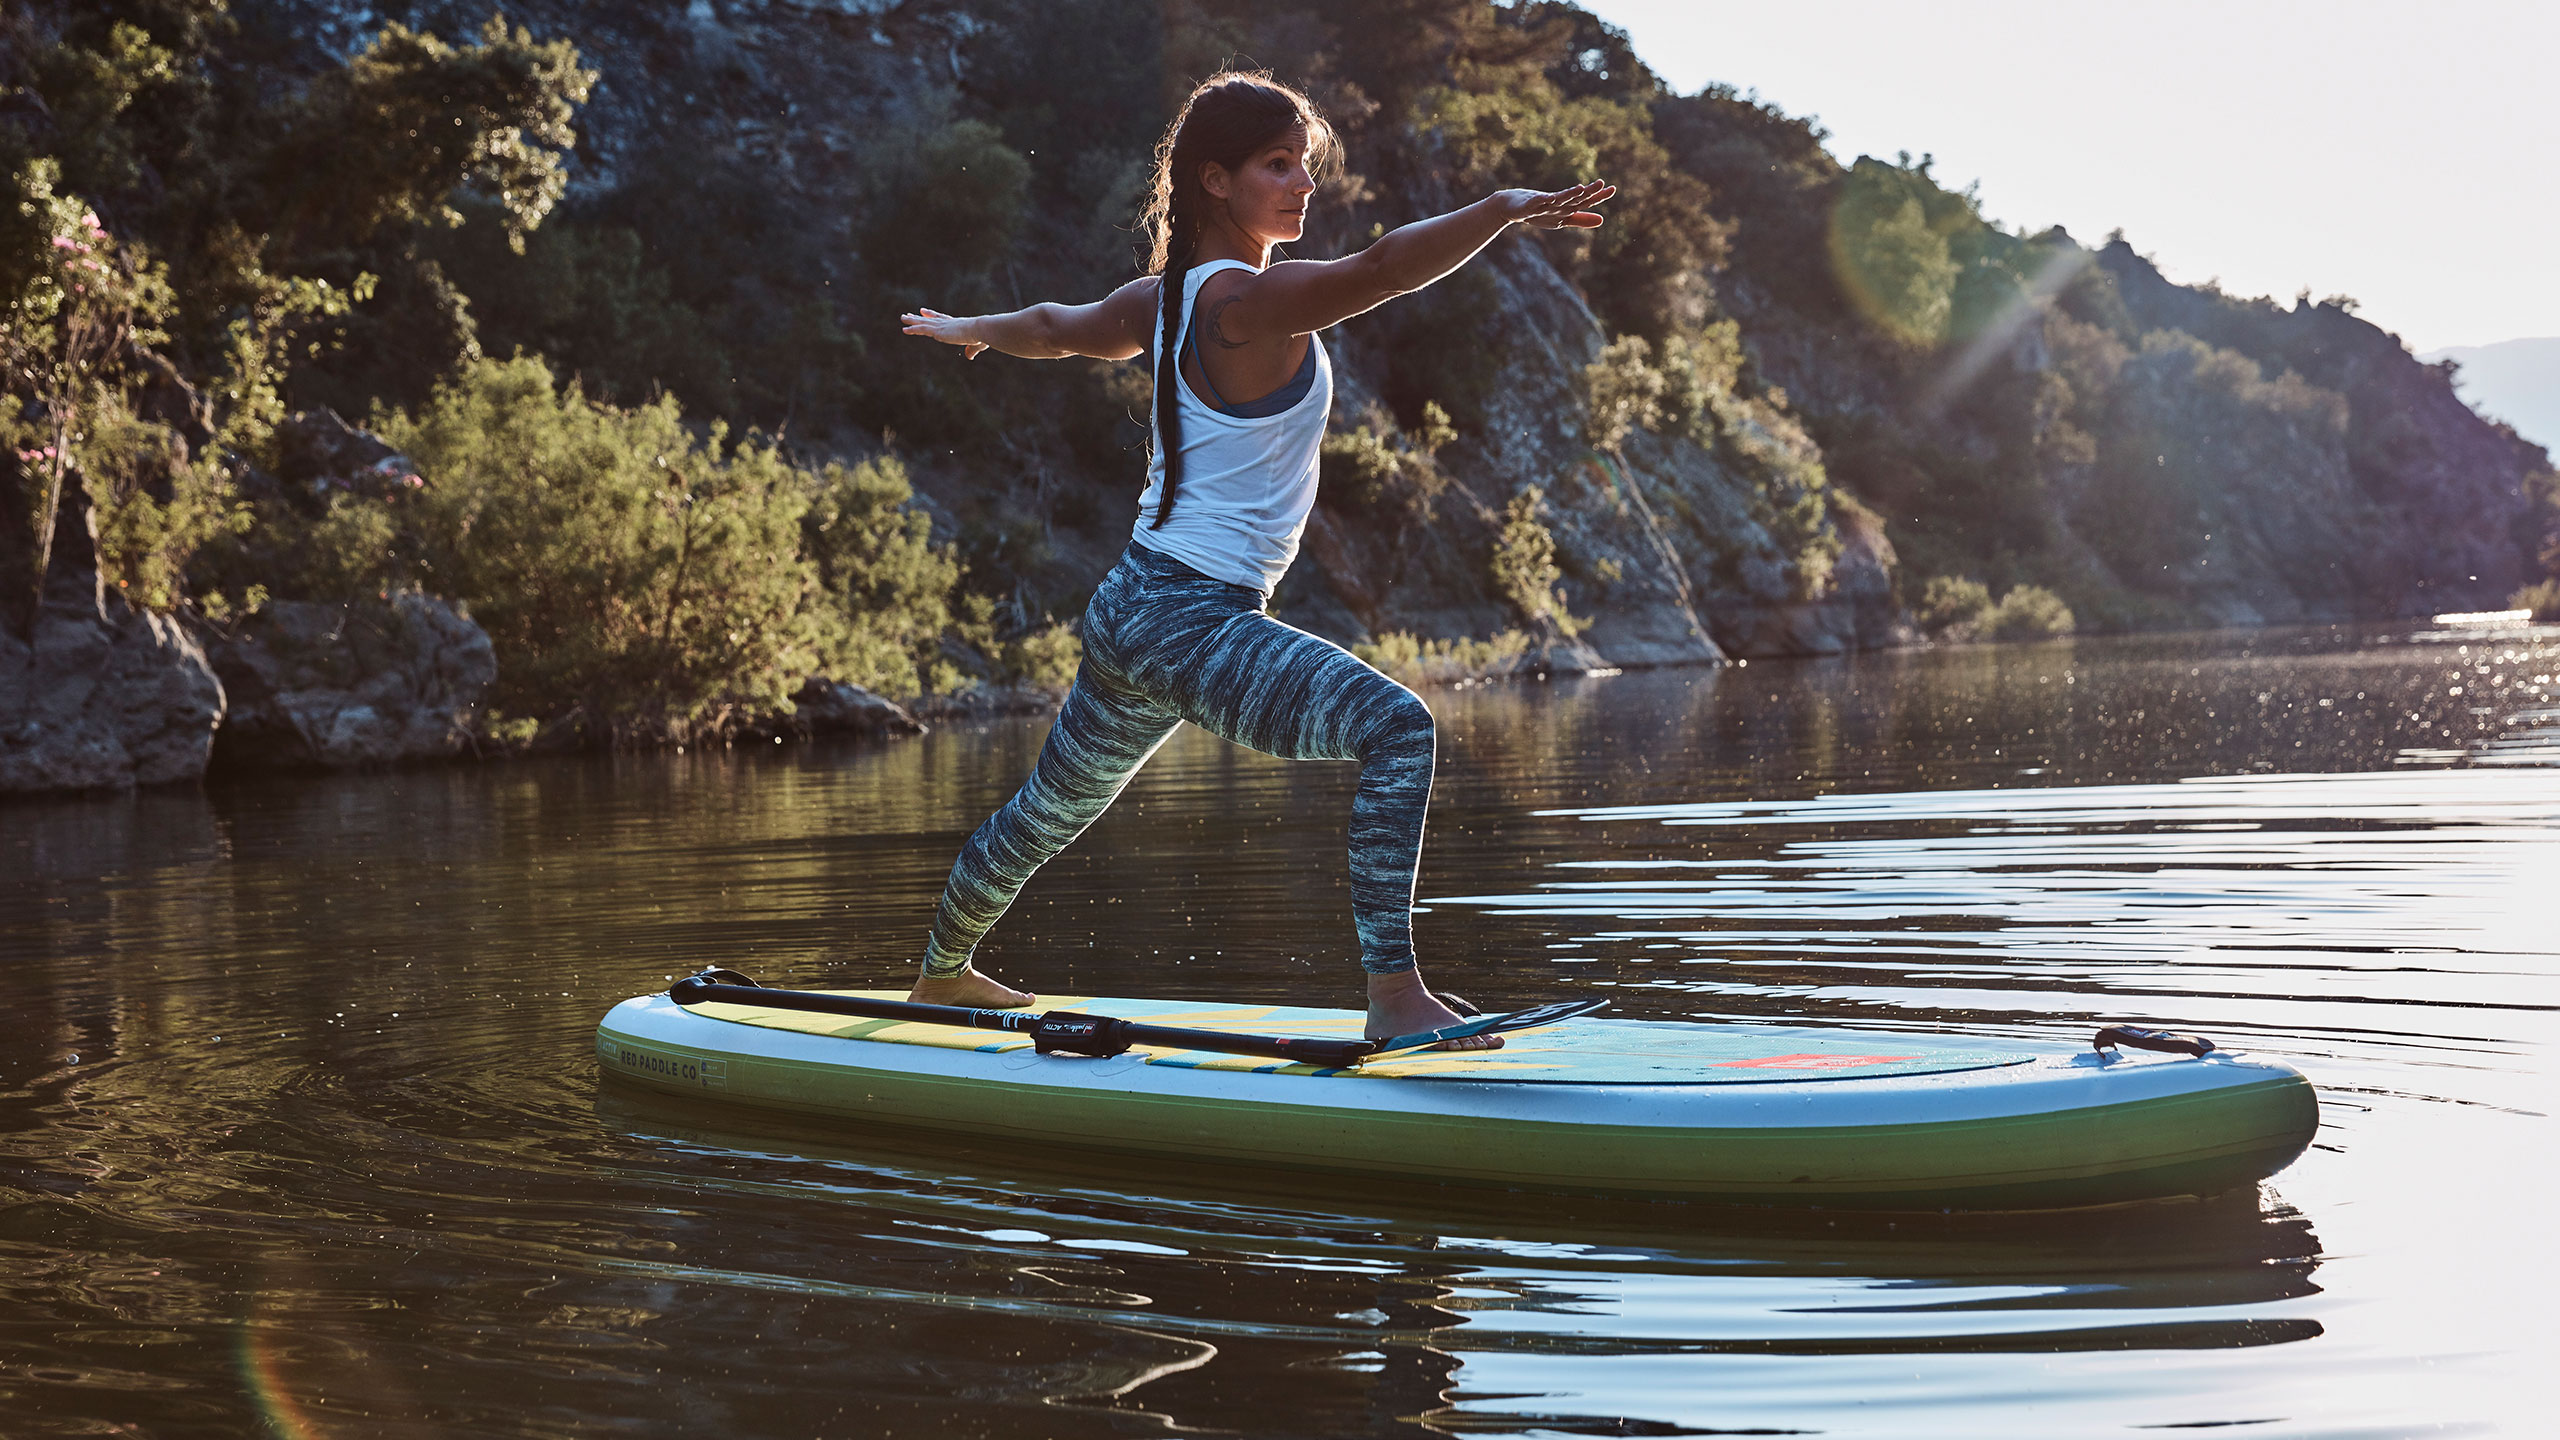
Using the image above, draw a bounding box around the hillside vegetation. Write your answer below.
[6,0,2553,745]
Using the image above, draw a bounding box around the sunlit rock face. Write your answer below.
[0,497,225,794]
[225,1,2551,663]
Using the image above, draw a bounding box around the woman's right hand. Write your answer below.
[901,308,988,359]
[1494,179,1616,230]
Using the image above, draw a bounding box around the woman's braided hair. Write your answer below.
[1136,72,1335,529]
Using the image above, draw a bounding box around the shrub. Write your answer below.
[1491,485,1586,636]
[949,592,1081,695]
[1319,402,1453,517]
[2511,578,2560,622]
[803,454,962,698]
[1582,334,1666,451]
[998,618,1081,692]
[1353,629,1532,687]
[372,355,837,740]
[1916,575,1992,634]
[1979,583,2076,640]
[0,163,241,624]
[1417,72,1725,340]
[861,119,1030,296]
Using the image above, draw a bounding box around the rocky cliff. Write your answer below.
[7,0,2552,794]
[321,0,2540,644]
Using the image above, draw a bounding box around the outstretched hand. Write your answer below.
[1499,179,1616,230]
[901,308,986,359]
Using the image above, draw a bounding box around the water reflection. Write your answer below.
[1,623,2551,1436]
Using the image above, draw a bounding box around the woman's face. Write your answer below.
[1205,124,1316,250]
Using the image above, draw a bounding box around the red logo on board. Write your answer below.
[1710,1053,1919,1070]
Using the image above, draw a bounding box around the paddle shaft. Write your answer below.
[667,978,1378,1066]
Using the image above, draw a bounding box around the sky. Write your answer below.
[1577,0,2560,355]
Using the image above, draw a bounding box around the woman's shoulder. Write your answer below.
[1187,258,1262,293]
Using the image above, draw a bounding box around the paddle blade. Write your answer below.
[1360,998,1610,1061]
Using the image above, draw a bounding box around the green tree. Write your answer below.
[1828,158,1958,346]
[0,160,234,627]
[374,356,837,740]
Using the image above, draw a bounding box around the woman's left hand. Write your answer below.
[901,308,987,359]
[1497,180,1616,231]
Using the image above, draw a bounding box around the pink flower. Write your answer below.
[403,474,425,489]
[51,236,76,250]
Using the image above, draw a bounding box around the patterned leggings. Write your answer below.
[923,542,1437,977]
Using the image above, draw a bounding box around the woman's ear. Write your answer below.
[1198,160,1232,202]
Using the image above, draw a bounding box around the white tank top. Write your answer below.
[1131,258,1332,594]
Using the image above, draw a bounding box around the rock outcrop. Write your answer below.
[0,485,225,794]
[764,677,927,738]
[198,593,497,772]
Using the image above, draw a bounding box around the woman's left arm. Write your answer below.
[901,276,1159,361]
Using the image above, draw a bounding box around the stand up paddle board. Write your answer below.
[595,976,2318,1208]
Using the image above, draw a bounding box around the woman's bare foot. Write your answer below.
[908,968,1036,1008]
[1366,970,1503,1051]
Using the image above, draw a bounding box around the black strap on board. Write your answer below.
[2093,1024,2217,1058]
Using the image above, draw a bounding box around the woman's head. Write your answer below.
[1140,72,1335,273]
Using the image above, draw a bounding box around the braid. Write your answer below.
[1151,202,1196,530]
[1134,71,1336,533]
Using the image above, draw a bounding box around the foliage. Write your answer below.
[0,160,235,625]
[255,17,594,258]
[803,454,964,698]
[1915,575,1991,634]
[1,1,597,629]
[1917,575,2074,641]
[370,356,837,740]
[1827,157,1959,347]
[1417,57,1725,340]
[1491,484,1586,636]
[1320,401,1455,517]
[2511,579,2560,622]
[1979,584,2076,640]
[422,207,711,412]
[1353,628,1532,686]
[1583,323,1837,598]
[1581,334,1665,451]
[999,618,1084,693]
[862,119,1032,298]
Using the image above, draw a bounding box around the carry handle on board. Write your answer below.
[2093,1024,2216,1058]
[664,971,1606,1066]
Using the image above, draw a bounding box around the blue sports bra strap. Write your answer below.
[1183,318,1236,412]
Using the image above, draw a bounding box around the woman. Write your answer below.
[900,72,1611,1049]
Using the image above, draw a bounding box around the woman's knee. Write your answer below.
[1361,685,1436,760]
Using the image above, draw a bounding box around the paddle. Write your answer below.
[665,970,1607,1066]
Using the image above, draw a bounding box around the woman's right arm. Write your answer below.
[1210,181,1614,345]
[901,276,1160,362]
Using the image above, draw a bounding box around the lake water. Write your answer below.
[4,623,2554,1437]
